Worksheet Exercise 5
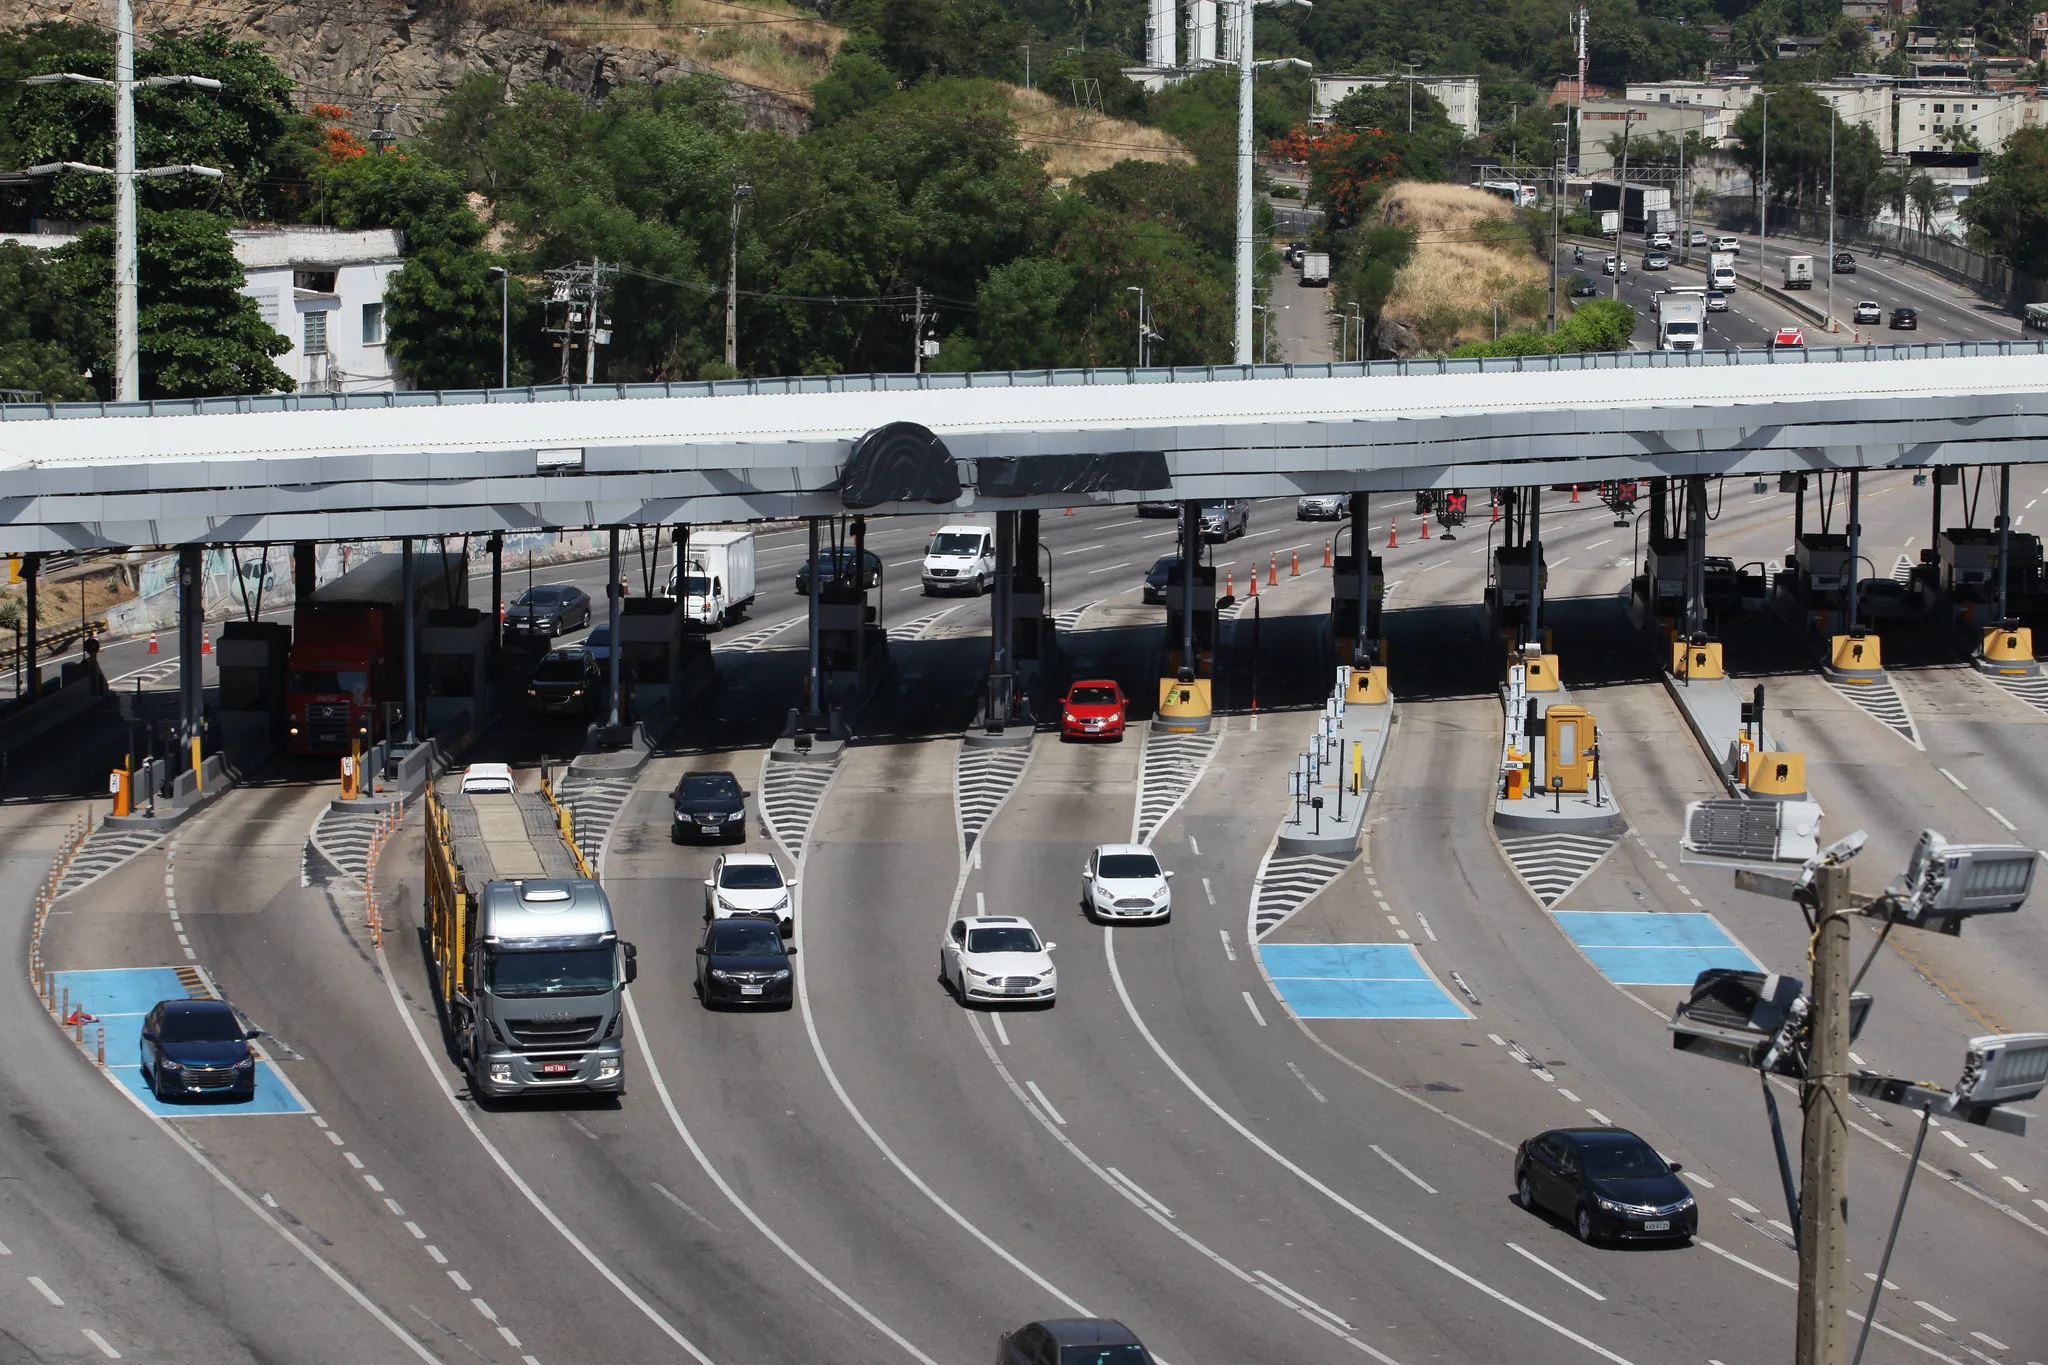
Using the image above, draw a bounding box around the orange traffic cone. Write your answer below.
[147,630,158,654]
[1420,519,1430,540]
[1492,499,1500,523]
[1248,567,1258,596]
[1268,553,1278,586]
[1225,569,1234,597]
[1570,484,1580,503]
[201,629,212,656]
[1323,540,1332,568]
[1065,507,1073,516]
[1291,550,1300,577]
[1388,520,1398,548]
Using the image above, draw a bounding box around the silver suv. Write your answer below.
[1296,493,1349,521]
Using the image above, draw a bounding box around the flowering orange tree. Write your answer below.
[1269,125,1402,226]
[311,104,368,161]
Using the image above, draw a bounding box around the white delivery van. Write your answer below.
[1782,254,1814,290]
[922,524,996,596]
[1709,250,1737,291]
[666,528,757,629]
[1298,251,1331,286]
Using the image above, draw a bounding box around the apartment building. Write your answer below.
[232,227,406,395]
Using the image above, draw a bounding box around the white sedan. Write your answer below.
[703,852,795,933]
[940,916,1057,1005]
[1082,844,1174,922]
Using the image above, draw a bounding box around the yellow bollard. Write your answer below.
[190,735,204,790]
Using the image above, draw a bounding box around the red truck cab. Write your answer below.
[286,608,388,753]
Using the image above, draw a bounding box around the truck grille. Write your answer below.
[507,1016,602,1046]
[307,702,351,724]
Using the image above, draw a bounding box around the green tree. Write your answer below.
[811,49,898,129]
[1960,126,2048,273]
[55,209,291,398]
[1328,82,1463,180]
[1730,84,1885,217]
[834,0,1030,81]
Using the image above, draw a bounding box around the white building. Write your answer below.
[1810,81,1898,153]
[232,227,406,395]
[1895,88,2036,154]
[1575,98,1742,174]
[1313,74,1482,135]
[1622,80,1760,113]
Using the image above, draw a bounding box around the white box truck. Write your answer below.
[1655,292,1705,352]
[667,528,757,629]
[1298,251,1330,286]
[1782,254,1814,290]
[1709,250,1737,292]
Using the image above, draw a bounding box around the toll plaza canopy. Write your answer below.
[0,341,2045,550]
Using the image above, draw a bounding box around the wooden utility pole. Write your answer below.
[1796,860,1853,1365]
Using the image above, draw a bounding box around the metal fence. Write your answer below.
[1710,197,2047,312]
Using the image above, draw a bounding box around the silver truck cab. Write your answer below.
[471,879,635,1099]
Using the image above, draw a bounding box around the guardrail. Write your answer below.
[27,809,93,1017]
[540,767,598,879]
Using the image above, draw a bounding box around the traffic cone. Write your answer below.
[1268,554,1278,586]
[147,630,158,654]
[1248,567,1258,596]
[1492,499,1500,523]
[201,629,212,656]
[1323,540,1332,568]
[1388,521,1398,548]
[1065,507,1073,516]
[1420,518,1430,540]
[1291,550,1300,577]
[1225,569,1234,597]
[1571,485,1580,503]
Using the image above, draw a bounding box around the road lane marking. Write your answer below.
[2003,1176,2028,1193]
[1287,1062,1328,1103]
[1585,1108,1612,1125]
[1106,1167,1174,1218]
[1253,1271,1354,1329]
[1917,1302,1957,1323]
[1371,1144,1436,1193]
[651,1182,723,1233]
[1972,1333,2009,1351]
[1971,1152,1997,1170]
[1189,835,1201,855]
[1414,913,1437,942]
[1242,991,1268,1026]
[1218,929,1236,961]
[1985,807,2018,832]
[1557,1089,1579,1102]
[1086,562,1132,574]
[426,1245,447,1264]
[1941,1129,1968,1148]
[990,1012,1010,1046]
[1505,1243,1604,1301]
[1202,877,1216,904]
[1025,1081,1067,1125]
[448,1270,472,1292]
[29,1276,63,1305]
[82,1329,121,1358]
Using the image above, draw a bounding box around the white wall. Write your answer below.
[1896,89,2030,153]
[240,257,404,394]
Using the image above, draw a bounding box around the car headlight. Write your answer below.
[596,1057,622,1079]
[770,969,791,981]
[236,1057,255,1070]
[160,1058,182,1070]
[571,688,583,697]
[1596,1197,1624,1213]
[489,1062,513,1084]
[964,968,989,978]
[526,688,537,696]
[1674,1196,1696,1212]
[709,969,732,981]
[1064,712,1077,722]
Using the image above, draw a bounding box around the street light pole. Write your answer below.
[1757,91,1772,294]
[1794,861,1854,1365]
[1127,285,1147,366]
[726,183,752,370]
[1827,102,1837,335]
[1230,0,1311,365]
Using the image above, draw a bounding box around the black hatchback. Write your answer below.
[1514,1127,1697,1244]
[1890,307,1919,329]
[695,917,794,1008]
[997,1318,1153,1365]
[140,998,259,1102]
[673,769,747,844]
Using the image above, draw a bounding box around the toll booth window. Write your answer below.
[427,656,476,697]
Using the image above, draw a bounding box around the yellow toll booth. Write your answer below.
[1544,704,1595,794]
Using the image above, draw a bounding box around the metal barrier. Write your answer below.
[422,783,467,1005]
[27,809,94,1030]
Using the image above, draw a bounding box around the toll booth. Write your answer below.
[1544,704,1595,793]
[1634,536,1688,624]
[1330,552,1384,657]
[815,578,885,674]
[1791,533,1852,606]
[1010,570,1047,662]
[1939,528,2044,634]
[1486,545,1547,634]
[618,595,712,719]
[215,620,291,759]
[419,607,494,741]
[1162,561,1217,676]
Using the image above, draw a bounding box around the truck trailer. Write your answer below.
[424,770,637,1100]
[667,529,758,630]
[286,550,466,754]
[1782,254,1814,290]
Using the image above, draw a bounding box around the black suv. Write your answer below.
[1890,307,1919,329]
[140,998,259,1102]
[526,649,601,716]
[695,917,794,1008]
[1833,251,1856,273]
[672,769,748,844]
[997,1319,1153,1365]
[1514,1127,1697,1244]
[505,584,592,637]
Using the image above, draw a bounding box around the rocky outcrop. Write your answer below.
[20,0,811,135]
[1371,314,1421,360]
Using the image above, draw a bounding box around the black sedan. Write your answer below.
[526,649,602,716]
[140,998,259,1102]
[695,917,794,1008]
[1515,1127,1697,1244]
[673,769,747,844]
[795,547,882,594]
[998,1319,1153,1365]
[504,584,593,637]
[1141,555,1179,605]
[1833,251,1856,273]
[1890,307,1919,330]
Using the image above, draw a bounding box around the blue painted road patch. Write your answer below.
[1259,943,1470,1019]
[1549,912,1760,986]
[49,968,310,1117]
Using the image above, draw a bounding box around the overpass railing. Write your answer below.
[5,339,2048,424]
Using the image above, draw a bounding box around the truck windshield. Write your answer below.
[1665,322,1700,335]
[677,575,712,596]
[291,670,368,695]
[930,534,983,556]
[487,947,615,997]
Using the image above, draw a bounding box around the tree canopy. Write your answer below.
[1960,128,2048,275]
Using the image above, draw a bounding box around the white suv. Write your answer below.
[703,852,794,933]
[940,916,1057,1005]
[1082,844,1174,921]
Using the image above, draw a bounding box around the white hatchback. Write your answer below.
[1082,844,1174,922]
[460,763,515,795]
[703,852,795,934]
[940,916,1057,1005]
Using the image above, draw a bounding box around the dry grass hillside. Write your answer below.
[458,0,843,99]
[1003,86,1193,183]
[1379,182,1548,351]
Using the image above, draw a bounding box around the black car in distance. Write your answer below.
[696,917,794,1008]
[504,584,592,638]
[1514,1127,1697,1244]
[140,998,260,1102]
[997,1319,1153,1365]
[1891,307,1919,330]
[526,649,602,716]
[1141,556,1178,605]
[795,547,883,594]
[673,769,747,843]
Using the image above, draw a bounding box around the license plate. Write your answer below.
[1643,1219,1670,1232]
[541,1062,571,1074]
[740,985,763,996]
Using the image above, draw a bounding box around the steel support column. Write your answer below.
[488,534,503,631]
[1997,464,2012,624]
[805,517,822,718]
[1846,471,1862,630]
[22,552,39,700]
[991,510,1016,727]
[293,540,316,605]
[606,527,623,728]
[1528,488,1544,649]
[1649,476,1668,544]
[178,544,202,746]
[1685,474,1709,638]
[1179,500,1200,677]
[1352,491,1371,662]
[401,538,417,744]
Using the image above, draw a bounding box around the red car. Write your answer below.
[1061,680,1127,741]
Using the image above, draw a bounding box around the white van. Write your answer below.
[921,523,996,596]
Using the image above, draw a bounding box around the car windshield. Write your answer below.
[677,574,712,596]
[1061,1346,1149,1365]
[291,669,368,695]
[1148,557,1178,577]
[1099,853,1161,879]
[1070,686,1119,705]
[1200,502,1232,513]
[710,921,784,955]
[532,657,588,682]
[720,864,784,890]
[487,947,615,997]
[681,774,740,800]
[967,926,1042,954]
[1583,1141,1669,1179]
[516,588,567,606]
[586,627,610,645]
[1665,322,1699,334]
[930,533,984,556]
[159,1007,243,1042]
